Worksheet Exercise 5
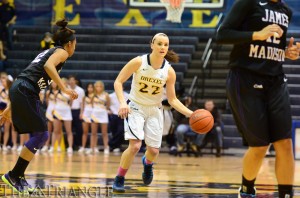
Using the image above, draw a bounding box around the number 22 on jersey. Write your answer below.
[139,82,161,95]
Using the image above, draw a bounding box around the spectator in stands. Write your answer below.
[78,83,94,153]
[108,91,129,153]
[90,81,110,154]
[0,0,17,49]
[0,40,6,71]
[201,100,223,157]
[40,32,54,50]
[50,78,73,154]
[175,95,204,154]
[68,75,84,150]
[0,74,17,152]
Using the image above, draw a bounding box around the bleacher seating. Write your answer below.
[6,26,300,150]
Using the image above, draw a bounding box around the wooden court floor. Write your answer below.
[0,151,300,197]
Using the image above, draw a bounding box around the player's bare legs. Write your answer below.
[113,139,142,192]
[240,146,268,195]
[273,138,294,197]
[243,146,269,180]
[120,139,142,169]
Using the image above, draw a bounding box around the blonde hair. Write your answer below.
[94,81,105,93]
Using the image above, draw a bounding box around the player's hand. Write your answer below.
[63,88,78,100]
[254,24,283,41]
[0,108,11,125]
[118,102,130,119]
[285,37,300,60]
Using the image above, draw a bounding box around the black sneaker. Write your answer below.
[112,176,125,193]
[20,176,34,193]
[1,172,29,195]
[142,156,153,185]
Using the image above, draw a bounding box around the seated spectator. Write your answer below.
[200,100,223,157]
[0,0,17,50]
[40,32,54,50]
[175,96,205,154]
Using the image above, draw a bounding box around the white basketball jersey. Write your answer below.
[129,54,170,106]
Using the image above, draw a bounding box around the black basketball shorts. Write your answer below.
[9,78,47,134]
[226,68,292,147]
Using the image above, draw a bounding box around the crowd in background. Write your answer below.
[0,0,224,157]
[0,70,223,157]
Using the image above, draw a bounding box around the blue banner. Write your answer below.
[12,0,300,29]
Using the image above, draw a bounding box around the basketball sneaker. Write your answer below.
[142,156,153,185]
[20,176,35,193]
[78,147,85,153]
[112,176,125,193]
[1,172,29,195]
[238,187,256,198]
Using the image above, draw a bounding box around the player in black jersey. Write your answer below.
[217,0,300,197]
[0,19,78,194]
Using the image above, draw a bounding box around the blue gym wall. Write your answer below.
[12,0,300,30]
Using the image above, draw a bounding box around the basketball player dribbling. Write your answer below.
[0,19,78,194]
[217,0,300,197]
[112,33,194,192]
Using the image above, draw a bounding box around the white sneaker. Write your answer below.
[93,148,99,154]
[17,146,23,152]
[57,146,61,152]
[113,148,120,153]
[41,146,48,152]
[11,145,18,151]
[67,147,73,154]
[104,147,110,155]
[78,147,85,153]
[2,146,9,152]
[238,187,256,198]
[85,148,92,154]
[48,147,54,153]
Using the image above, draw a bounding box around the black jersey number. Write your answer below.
[139,82,161,95]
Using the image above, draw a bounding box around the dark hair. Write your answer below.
[68,74,77,80]
[150,33,180,63]
[85,82,94,96]
[53,19,76,46]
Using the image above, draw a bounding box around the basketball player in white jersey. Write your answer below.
[112,33,194,192]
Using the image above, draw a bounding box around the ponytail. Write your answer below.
[52,19,76,47]
[165,49,180,63]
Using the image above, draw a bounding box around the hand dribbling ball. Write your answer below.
[189,109,214,134]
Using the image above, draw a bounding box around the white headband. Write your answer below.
[152,33,168,43]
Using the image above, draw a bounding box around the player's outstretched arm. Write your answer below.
[166,67,193,117]
[44,48,78,100]
[114,56,141,119]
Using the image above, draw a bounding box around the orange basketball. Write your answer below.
[189,109,214,134]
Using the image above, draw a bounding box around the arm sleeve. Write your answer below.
[216,0,254,44]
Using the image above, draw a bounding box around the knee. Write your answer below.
[129,141,142,154]
[176,125,187,135]
[249,146,269,158]
[147,147,160,156]
[274,139,293,154]
[38,131,49,144]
